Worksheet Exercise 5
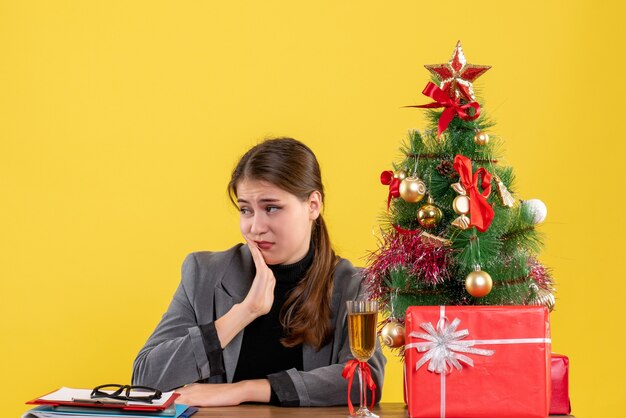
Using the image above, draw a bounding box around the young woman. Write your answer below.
[132,138,385,407]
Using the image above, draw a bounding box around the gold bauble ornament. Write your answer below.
[394,170,407,181]
[380,320,406,348]
[417,197,443,229]
[474,131,490,146]
[465,268,493,298]
[452,195,470,215]
[535,289,556,312]
[529,283,556,312]
[399,176,426,203]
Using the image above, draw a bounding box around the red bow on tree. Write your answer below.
[380,170,400,210]
[407,82,481,138]
[342,359,377,415]
[454,154,494,232]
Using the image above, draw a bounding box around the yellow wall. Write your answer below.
[2,1,624,416]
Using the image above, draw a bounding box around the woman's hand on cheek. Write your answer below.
[213,240,276,348]
[175,380,271,406]
[242,239,276,319]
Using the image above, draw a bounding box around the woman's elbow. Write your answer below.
[131,352,156,388]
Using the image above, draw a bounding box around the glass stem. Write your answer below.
[359,363,365,411]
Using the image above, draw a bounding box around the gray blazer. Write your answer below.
[132,244,386,406]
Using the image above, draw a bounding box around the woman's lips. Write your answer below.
[255,241,274,250]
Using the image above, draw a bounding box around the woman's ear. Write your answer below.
[307,191,322,220]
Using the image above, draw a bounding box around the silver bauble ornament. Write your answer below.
[522,199,547,224]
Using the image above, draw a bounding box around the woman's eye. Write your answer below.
[239,207,250,215]
[266,206,280,213]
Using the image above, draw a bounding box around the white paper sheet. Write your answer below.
[38,387,175,407]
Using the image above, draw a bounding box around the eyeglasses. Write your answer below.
[91,384,162,404]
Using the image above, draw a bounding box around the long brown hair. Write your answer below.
[228,137,339,350]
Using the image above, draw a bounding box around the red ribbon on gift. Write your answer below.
[406,82,481,138]
[342,359,376,415]
[380,170,401,210]
[453,154,494,232]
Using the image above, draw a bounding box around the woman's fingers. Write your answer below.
[245,238,266,268]
[175,381,270,406]
[243,238,275,317]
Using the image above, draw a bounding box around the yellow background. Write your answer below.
[2,1,624,416]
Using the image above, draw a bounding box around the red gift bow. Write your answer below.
[380,170,400,210]
[453,154,494,232]
[342,359,376,415]
[407,82,481,138]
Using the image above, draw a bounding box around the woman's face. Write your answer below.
[237,179,321,265]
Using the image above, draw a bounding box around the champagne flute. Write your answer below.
[346,300,379,418]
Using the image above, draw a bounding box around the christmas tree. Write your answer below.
[365,41,554,349]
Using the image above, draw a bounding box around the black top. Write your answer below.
[232,244,315,400]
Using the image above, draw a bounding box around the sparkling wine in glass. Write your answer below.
[346,300,379,418]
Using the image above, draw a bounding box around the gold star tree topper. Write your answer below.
[425,41,491,102]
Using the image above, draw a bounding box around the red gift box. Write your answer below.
[550,354,571,414]
[405,305,551,418]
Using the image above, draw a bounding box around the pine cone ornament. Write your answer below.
[436,160,458,180]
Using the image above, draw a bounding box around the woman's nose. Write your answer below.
[249,214,268,235]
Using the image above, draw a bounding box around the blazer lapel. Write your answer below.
[214,244,255,382]
[214,287,241,382]
[219,244,255,301]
